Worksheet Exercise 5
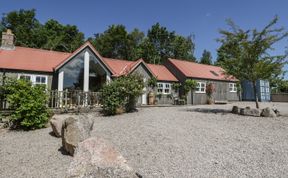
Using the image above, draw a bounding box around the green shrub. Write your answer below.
[1,78,50,129]
[183,79,197,96]
[100,74,144,115]
[147,76,157,89]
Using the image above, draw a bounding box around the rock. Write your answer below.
[240,108,260,117]
[0,123,5,129]
[272,107,281,116]
[67,136,139,178]
[50,116,66,137]
[232,106,240,114]
[261,107,277,117]
[62,115,94,156]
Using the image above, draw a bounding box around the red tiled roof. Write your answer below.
[147,64,178,82]
[102,57,134,76]
[168,58,237,81]
[102,58,154,77]
[0,46,71,72]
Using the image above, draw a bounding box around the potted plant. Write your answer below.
[206,83,216,104]
[183,79,197,104]
[147,76,157,105]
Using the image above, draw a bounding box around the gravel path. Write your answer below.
[1,102,288,177]
[0,128,72,178]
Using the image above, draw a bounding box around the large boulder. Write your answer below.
[261,107,277,117]
[240,108,261,117]
[62,115,94,156]
[67,136,139,178]
[231,106,240,114]
[50,116,66,137]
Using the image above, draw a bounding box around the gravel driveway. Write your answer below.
[0,102,288,177]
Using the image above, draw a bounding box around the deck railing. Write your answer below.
[48,90,101,109]
[1,90,101,111]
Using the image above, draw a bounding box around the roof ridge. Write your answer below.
[169,58,221,68]
[15,46,71,55]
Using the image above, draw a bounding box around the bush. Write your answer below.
[183,79,197,96]
[1,78,50,129]
[100,74,144,115]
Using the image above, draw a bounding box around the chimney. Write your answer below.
[1,29,15,50]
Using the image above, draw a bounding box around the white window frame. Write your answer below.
[157,82,171,94]
[18,74,48,86]
[195,82,206,93]
[229,83,237,92]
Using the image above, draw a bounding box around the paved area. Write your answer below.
[0,102,288,177]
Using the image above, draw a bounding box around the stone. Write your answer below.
[261,107,277,117]
[232,106,240,114]
[50,116,66,137]
[272,107,281,116]
[62,115,94,156]
[67,136,139,178]
[0,122,5,129]
[240,108,260,117]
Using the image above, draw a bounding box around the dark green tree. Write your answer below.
[217,17,288,108]
[200,49,213,65]
[0,9,84,52]
[142,23,196,64]
[92,25,128,59]
[41,19,84,52]
[1,9,42,48]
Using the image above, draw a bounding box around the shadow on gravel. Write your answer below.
[58,146,70,156]
[187,108,231,115]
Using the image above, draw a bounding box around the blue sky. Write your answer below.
[1,0,288,78]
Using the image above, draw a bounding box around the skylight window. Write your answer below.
[210,70,219,77]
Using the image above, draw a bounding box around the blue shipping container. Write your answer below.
[241,80,270,102]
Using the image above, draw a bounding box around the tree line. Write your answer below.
[0,9,215,64]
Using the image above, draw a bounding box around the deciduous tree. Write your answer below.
[217,17,288,108]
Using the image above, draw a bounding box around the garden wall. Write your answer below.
[271,93,288,102]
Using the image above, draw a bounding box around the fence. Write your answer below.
[48,90,101,109]
[271,93,288,102]
[1,90,102,111]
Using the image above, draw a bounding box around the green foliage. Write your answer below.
[172,83,181,91]
[0,78,50,129]
[147,76,157,89]
[142,23,196,64]
[200,49,213,65]
[91,23,196,63]
[217,16,288,108]
[183,79,197,96]
[279,80,288,93]
[91,25,143,60]
[100,74,144,115]
[1,9,84,52]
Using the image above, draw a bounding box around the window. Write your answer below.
[35,76,47,85]
[18,74,48,86]
[157,83,163,93]
[229,83,237,92]
[19,75,31,81]
[195,82,206,93]
[157,82,171,94]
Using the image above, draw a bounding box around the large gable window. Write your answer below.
[157,82,171,94]
[195,82,206,93]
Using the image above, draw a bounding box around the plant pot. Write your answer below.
[207,97,214,105]
[148,91,155,105]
